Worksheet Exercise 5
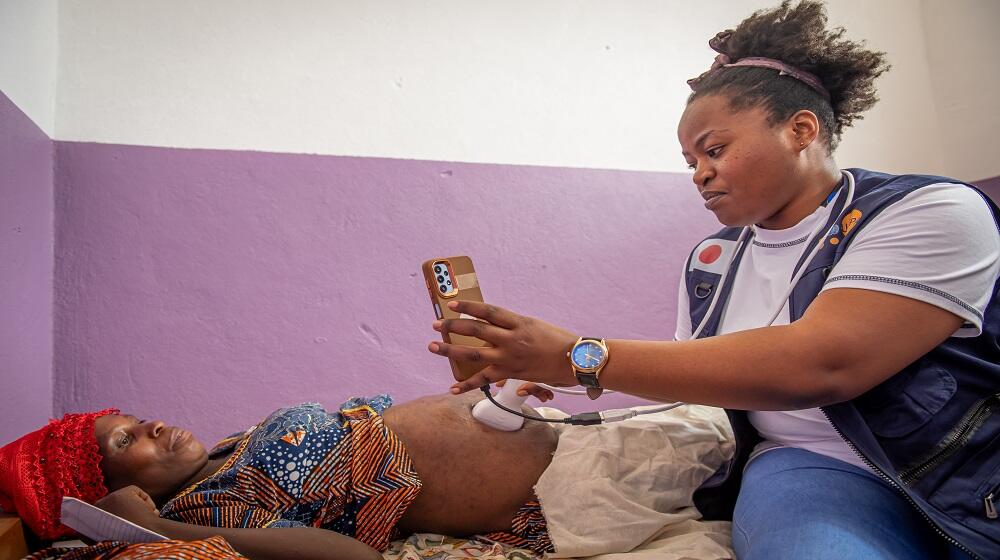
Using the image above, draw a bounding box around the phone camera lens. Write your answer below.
[446,280,452,285]
[434,265,442,274]
[443,270,449,276]
[439,285,448,293]
[437,275,444,283]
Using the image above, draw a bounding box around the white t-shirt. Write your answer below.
[674,180,1000,470]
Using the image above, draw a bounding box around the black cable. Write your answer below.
[480,385,604,426]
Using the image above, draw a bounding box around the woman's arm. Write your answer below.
[435,185,994,410]
[95,486,383,560]
[148,519,383,560]
[600,287,963,409]
[434,287,963,410]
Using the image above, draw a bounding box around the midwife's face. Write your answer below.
[678,94,802,229]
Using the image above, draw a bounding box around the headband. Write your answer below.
[687,30,831,101]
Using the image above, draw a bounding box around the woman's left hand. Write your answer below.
[429,300,580,394]
[94,486,161,528]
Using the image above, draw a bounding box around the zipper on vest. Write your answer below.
[899,393,1000,485]
[986,490,998,520]
[820,408,981,560]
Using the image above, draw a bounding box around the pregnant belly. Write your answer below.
[385,393,558,535]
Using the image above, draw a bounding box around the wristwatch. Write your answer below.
[567,337,610,400]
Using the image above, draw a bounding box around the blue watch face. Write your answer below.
[572,341,605,370]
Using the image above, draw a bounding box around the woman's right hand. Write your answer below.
[430,300,581,394]
[94,485,160,528]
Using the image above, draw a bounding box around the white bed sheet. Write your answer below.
[386,404,736,560]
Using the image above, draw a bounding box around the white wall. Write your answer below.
[0,1,988,184]
[825,0,947,176]
[52,0,963,176]
[922,0,1000,182]
[0,0,58,136]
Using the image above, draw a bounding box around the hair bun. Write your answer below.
[708,30,735,55]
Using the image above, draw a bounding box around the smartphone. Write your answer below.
[421,256,489,382]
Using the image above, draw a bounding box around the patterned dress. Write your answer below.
[159,396,553,554]
[160,396,421,551]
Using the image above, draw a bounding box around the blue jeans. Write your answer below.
[732,447,971,560]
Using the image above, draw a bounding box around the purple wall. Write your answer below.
[20,77,998,448]
[53,142,714,444]
[0,91,54,445]
[20,79,997,448]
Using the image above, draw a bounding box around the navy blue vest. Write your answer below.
[687,169,1000,559]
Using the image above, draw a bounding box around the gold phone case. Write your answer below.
[421,256,489,382]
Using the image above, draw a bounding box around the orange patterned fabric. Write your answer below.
[481,498,554,554]
[26,535,246,559]
[160,397,422,551]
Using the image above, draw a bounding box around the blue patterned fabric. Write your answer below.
[159,396,422,551]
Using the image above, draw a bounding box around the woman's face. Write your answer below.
[95,413,209,502]
[678,94,804,229]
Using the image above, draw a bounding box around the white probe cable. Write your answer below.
[597,401,686,423]
[536,384,617,396]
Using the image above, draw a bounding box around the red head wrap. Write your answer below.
[0,409,119,540]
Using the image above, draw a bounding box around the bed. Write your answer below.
[16,404,737,559]
[384,522,734,560]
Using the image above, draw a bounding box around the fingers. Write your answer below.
[433,316,510,345]
[134,487,156,507]
[446,370,555,403]
[428,340,501,366]
[517,382,555,402]
[500,379,553,401]
[449,365,508,394]
[445,300,520,329]
[125,486,158,511]
[449,377,554,402]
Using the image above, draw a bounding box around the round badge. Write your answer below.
[698,244,723,264]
